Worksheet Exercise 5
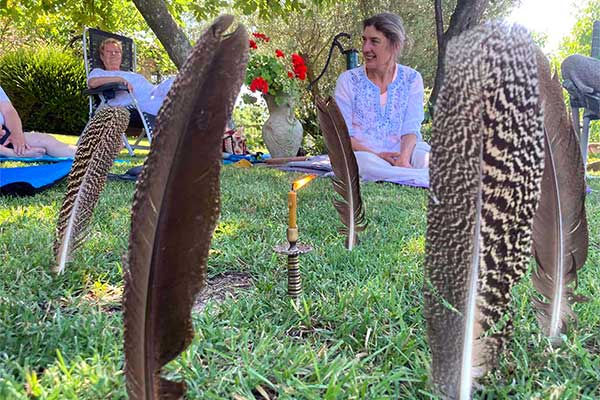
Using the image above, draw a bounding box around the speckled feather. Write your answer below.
[424,22,544,399]
[53,106,130,274]
[123,15,248,400]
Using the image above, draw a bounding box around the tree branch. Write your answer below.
[434,0,444,49]
[131,0,192,69]
[430,0,490,109]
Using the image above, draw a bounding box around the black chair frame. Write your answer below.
[562,20,600,173]
[82,27,154,155]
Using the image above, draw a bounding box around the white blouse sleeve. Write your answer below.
[334,72,355,137]
[0,86,9,102]
[400,70,424,140]
[87,68,108,84]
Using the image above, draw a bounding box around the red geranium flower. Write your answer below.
[252,33,270,42]
[291,53,305,67]
[289,53,307,80]
[249,76,269,94]
[244,36,306,102]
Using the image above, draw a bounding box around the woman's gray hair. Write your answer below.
[363,13,409,57]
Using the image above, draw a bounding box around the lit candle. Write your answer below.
[288,189,297,228]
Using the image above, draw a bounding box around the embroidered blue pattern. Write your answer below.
[345,65,418,153]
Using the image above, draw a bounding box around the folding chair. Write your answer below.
[562,20,600,172]
[82,27,154,155]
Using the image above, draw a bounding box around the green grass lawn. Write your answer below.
[0,147,599,399]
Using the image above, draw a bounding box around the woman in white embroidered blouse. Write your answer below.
[334,12,430,183]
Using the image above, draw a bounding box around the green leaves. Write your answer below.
[245,46,304,104]
[0,162,600,397]
[559,0,600,58]
[0,0,146,46]
[0,46,88,134]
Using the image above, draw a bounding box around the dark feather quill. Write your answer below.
[424,22,544,399]
[315,96,366,250]
[53,106,130,274]
[123,15,248,400]
[531,51,588,342]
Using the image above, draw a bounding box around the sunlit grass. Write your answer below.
[0,165,598,399]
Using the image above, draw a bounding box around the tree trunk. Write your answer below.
[131,0,192,69]
[430,0,489,110]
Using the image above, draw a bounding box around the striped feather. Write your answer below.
[425,22,544,399]
[53,106,130,274]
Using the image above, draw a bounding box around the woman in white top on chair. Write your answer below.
[87,38,173,116]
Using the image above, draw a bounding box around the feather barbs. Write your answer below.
[53,106,130,274]
[425,22,544,398]
[123,15,248,400]
[315,96,367,250]
[531,51,588,343]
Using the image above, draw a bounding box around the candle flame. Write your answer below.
[292,175,317,191]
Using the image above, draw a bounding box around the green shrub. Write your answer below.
[233,102,268,152]
[0,46,88,135]
[233,97,325,156]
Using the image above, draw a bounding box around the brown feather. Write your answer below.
[315,96,366,250]
[123,15,248,400]
[53,106,130,274]
[532,51,588,342]
[425,22,544,398]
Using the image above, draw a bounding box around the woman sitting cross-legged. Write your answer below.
[334,12,430,183]
[0,86,76,158]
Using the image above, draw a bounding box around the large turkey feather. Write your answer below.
[123,16,248,400]
[315,96,366,250]
[424,22,544,399]
[532,51,588,342]
[53,106,130,274]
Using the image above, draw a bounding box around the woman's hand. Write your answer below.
[7,131,29,156]
[378,151,400,165]
[379,152,411,167]
[121,79,133,92]
[392,156,412,168]
[351,137,410,166]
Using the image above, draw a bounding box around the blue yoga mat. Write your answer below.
[0,155,73,163]
[0,155,128,164]
[0,161,73,196]
[223,153,271,165]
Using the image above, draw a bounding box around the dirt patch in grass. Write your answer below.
[193,271,253,312]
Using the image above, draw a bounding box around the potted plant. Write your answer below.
[245,33,307,158]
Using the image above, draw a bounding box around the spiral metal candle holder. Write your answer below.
[274,227,312,299]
